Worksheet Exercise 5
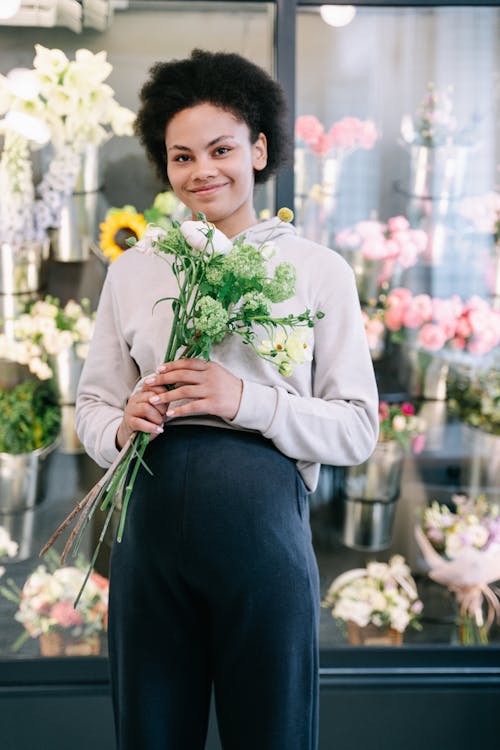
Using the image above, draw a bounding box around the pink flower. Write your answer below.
[385,306,405,332]
[379,401,390,421]
[295,115,324,145]
[387,287,412,307]
[401,402,415,415]
[412,434,426,455]
[357,119,378,149]
[467,330,498,356]
[335,228,360,249]
[329,118,358,150]
[397,240,420,269]
[455,315,473,339]
[356,220,385,238]
[387,216,410,233]
[310,131,335,156]
[361,235,387,260]
[417,323,448,351]
[50,600,84,628]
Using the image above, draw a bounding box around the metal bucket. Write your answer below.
[0,240,50,294]
[338,441,405,551]
[0,440,58,513]
[50,145,105,263]
[51,347,84,404]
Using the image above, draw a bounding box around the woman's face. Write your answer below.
[165,102,267,237]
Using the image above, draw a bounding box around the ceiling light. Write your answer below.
[320,5,356,28]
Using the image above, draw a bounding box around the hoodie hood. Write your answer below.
[230,216,297,245]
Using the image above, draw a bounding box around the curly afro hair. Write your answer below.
[134,49,291,187]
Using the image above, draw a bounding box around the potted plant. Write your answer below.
[338,401,425,551]
[0,358,60,513]
[0,551,109,656]
[321,555,423,646]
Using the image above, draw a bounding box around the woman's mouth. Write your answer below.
[190,183,228,196]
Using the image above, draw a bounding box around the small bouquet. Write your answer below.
[98,191,186,262]
[400,82,478,149]
[0,551,109,653]
[384,288,500,358]
[295,114,378,157]
[41,209,324,603]
[378,400,426,454]
[416,494,500,644]
[447,366,499,436]
[321,555,423,640]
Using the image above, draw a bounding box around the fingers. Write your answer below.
[125,390,166,435]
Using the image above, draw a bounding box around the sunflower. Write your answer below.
[99,208,148,262]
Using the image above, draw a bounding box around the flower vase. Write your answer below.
[461,425,500,501]
[407,144,469,201]
[337,441,405,551]
[50,145,104,263]
[0,240,50,295]
[39,630,102,657]
[51,346,84,405]
[299,154,343,246]
[0,440,58,513]
[399,345,449,400]
[347,621,403,646]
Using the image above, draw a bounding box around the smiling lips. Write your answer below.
[190,182,228,196]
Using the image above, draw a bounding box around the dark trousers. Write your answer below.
[108,425,320,750]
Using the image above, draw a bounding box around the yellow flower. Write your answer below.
[99,210,147,262]
[277,207,294,223]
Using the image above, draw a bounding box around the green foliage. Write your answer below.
[447,367,500,435]
[0,379,61,453]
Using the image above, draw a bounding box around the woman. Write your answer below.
[76,49,379,750]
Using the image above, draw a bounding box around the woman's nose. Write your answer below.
[191,156,218,181]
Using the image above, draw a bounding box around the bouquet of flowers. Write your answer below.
[0,552,108,652]
[384,288,500,358]
[1,295,95,380]
[98,191,187,262]
[321,555,423,638]
[378,400,426,453]
[416,494,500,644]
[295,114,378,157]
[447,366,499,435]
[0,45,135,243]
[400,82,478,148]
[334,216,428,294]
[41,209,324,603]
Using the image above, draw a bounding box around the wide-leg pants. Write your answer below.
[108,425,320,750]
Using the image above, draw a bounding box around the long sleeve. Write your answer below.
[228,254,379,470]
[75,269,140,468]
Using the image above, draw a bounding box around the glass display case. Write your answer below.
[0,2,499,748]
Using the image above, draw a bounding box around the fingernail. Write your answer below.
[149,395,160,403]
[155,426,164,434]
[144,376,156,384]
[157,364,167,373]
[166,408,175,417]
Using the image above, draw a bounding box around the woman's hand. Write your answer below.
[115,384,168,450]
[142,359,243,422]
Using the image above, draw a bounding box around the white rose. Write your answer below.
[134,224,167,256]
[74,317,94,342]
[180,220,232,255]
[390,608,411,633]
[63,300,82,319]
[76,343,89,360]
[334,599,372,627]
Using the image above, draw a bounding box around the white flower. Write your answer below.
[74,317,94,342]
[260,241,278,260]
[29,358,53,380]
[392,415,407,432]
[445,532,467,559]
[63,300,82,319]
[32,301,58,318]
[0,526,19,558]
[180,220,233,255]
[285,328,313,364]
[110,104,135,136]
[134,224,167,255]
[390,608,411,633]
[333,599,372,627]
[33,45,69,79]
[366,562,391,581]
[75,343,89,360]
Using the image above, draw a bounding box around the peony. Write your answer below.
[417,323,448,351]
[295,114,324,145]
[50,600,85,628]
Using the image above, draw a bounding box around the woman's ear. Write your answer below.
[252,132,268,172]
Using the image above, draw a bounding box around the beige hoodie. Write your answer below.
[75,217,379,491]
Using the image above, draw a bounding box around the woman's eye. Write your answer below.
[173,154,190,163]
[214,146,230,156]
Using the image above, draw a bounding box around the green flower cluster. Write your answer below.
[263,262,296,303]
[225,242,267,280]
[241,291,272,317]
[195,297,228,343]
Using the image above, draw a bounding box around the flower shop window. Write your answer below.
[296,4,500,650]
